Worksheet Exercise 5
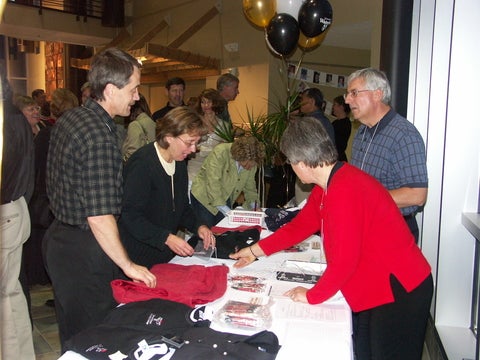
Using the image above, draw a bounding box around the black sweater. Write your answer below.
[118,143,203,268]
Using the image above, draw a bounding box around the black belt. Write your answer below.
[57,220,89,230]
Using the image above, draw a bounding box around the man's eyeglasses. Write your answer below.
[343,89,373,99]
[176,136,198,148]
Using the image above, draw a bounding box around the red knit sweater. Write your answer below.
[259,163,431,312]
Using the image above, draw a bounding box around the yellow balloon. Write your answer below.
[298,30,328,51]
[243,0,277,28]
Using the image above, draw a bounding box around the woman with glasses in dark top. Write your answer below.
[119,107,216,268]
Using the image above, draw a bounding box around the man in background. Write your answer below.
[44,48,156,350]
[293,87,336,205]
[1,73,36,359]
[152,77,186,121]
[216,73,240,126]
[299,87,335,143]
[346,68,428,243]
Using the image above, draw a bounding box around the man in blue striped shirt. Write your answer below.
[347,68,428,244]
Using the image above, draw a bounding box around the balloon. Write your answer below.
[298,0,333,38]
[265,30,282,57]
[298,30,328,50]
[266,13,300,56]
[276,0,303,20]
[242,0,277,28]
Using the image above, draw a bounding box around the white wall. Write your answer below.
[26,42,46,97]
[409,1,480,359]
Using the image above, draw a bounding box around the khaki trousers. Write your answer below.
[1,197,35,360]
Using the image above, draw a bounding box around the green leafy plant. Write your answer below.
[213,119,236,143]
[241,92,300,167]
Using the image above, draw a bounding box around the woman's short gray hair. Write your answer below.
[280,117,337,168]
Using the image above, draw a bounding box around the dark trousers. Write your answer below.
[404,214,419,244]
[42,220,123,351]
[190,194,229,228]
[352,274,433,360]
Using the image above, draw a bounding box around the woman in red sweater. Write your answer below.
[230,117,433,360]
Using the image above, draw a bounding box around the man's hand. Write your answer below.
[87,214,156,288]
[123,262,157,288]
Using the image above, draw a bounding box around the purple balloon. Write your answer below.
[266,13,300,56]
[298,0,333,38]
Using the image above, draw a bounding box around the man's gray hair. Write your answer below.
[347,68,392,105]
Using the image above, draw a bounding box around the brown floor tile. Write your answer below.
[30,285,61,359]
[36,352,62,360]
[32,327,53,355]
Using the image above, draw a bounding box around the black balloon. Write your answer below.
[266,13,300,56]
[298,0,333,38]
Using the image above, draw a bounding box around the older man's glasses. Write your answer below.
[176,136,198,148]
[343,89,373,99]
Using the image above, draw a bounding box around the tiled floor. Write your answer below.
[30,285,61,360]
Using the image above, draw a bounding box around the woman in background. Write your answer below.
[187,88,226,182]
[190,136,265,227]
[15,95,50,136]
[24,89,79,295]
[122,93,156,162]
[119,106,215,268]
[230,117,432,360]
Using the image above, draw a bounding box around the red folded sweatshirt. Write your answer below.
[111,263,229,307]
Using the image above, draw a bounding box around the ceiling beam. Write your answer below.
[142,61,191,69]
[141,68,221,85]
[147,43,220,70]
[98,28,131,51]
[127,19,169,51]
[70,57,91,70]
[167,5,220,49]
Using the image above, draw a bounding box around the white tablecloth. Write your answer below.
[60,216,353,360]
[171,231,353,360]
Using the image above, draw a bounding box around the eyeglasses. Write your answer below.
[343,89,373,99]
[25,106,41,112]
[176,136,198,148]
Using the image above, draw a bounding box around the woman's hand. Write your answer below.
[229,244,264,268]
[284,286,308,303]
[197,225,216,249]
[165,233,194,257]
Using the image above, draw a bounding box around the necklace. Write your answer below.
[360,121,381,170]
[320,186,327,240]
